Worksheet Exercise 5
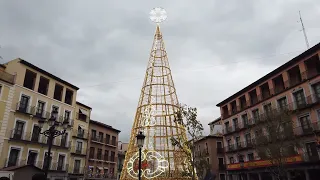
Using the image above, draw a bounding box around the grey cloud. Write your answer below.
[1,0,320,141]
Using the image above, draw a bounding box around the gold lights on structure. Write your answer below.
[120,8,195,180]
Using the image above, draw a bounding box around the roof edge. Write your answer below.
[216,42,320,107]
[90,119,121,133]
[18,58,79,90]
[76,101,92,109]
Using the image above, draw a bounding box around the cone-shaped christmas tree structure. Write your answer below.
[120,24,194,180]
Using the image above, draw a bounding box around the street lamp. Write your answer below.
[136,131,145,180]
[38,110,69,179]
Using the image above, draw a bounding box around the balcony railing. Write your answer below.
[0,70,15,84]
[69,166,85,174]
[225,144,235,152]
[5,158,69,171]
[72,129,88,139]
[70,146,87,156]
[294,121,320,136]
[8,129,70,148]
[15,102,74,126]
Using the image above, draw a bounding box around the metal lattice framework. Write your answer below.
[120,25,194,180]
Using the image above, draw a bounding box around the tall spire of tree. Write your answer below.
[120,10,194,180]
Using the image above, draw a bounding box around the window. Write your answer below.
[78,109,87,121]
[248,153,254,161]
[245,133,251,146]
[264,103,272,114]
[238,154,244,163]
[252,109,259,121]
[78,126,84,138]
[43,152,52,170]
[242,114,248,126]
[57,155,65,171]
[64,110,71,121]
[104,150,109,161]
[52,105,59,113]
[38,76,49,95]
[76,141,82,154]
[53,84,63,101]
[218,157,224,165]
[112,136,116,145]
[65,89,73,105]
[233,118,238,129]
[74,160,80,173]
[89,147,95,159]
[36,101,45,117]
[91,130,96,140]
[229,157,234,164]
[110,151,115,162]
[313,83,320,100]
[23,69,36,90]
[8,148,20,167]
[293,90,306,108]
[13,121,25,140]
[227,139,231,148]
[97,148,102,159]
[27,150,37,165]
[277,97,287,110]
[236,137,241,148]
[99,132,104,142]
[61,133,68,147]
[206,158,209,164]
[299,115,311,132]
[225,122,230,133]
[106,134,110,144]
[18,95,30,112]
[31,125,40,142]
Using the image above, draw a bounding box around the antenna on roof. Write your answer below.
[298,11,310,49]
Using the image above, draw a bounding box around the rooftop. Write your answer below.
[208,117,221,125]
[76,101,92,110]
[18,58,79,90]
[216,42,320,107]
[195,134,223,143]
[90,119,121,133]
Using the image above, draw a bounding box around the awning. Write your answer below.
[79,108,88,115]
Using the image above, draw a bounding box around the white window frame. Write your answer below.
[13,118,28,138]
[57,152,67,171]
[26,148,40,166]
[7,145,24,167]
[43,150,55,170]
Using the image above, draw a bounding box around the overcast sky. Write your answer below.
[1,0,320,142]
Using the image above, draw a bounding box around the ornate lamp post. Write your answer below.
[38,110,69,179]
[136,131,145,180]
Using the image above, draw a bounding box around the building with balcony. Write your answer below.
[194,133,225,180]
[86,120,120,179]
[117,141,128,180]
[216,43,320,180]
[0,65,16,158]
[70,102,91,180]
[0,58,90,180]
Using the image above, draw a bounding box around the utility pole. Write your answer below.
[299,11,310,49]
